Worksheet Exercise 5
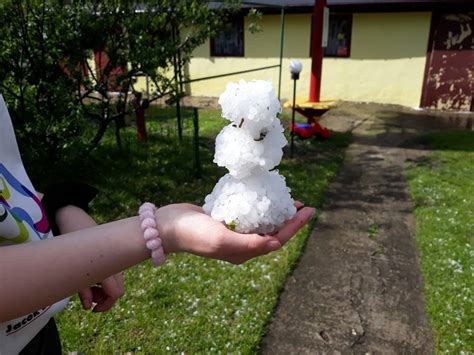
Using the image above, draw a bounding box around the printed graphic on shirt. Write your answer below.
[4,306,51,337]
[0,94,68,354]
[0,163,50,244]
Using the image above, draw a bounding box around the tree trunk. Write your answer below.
[114,117,122,151]
[89,121,108,151]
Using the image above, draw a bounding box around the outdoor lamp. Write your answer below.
[289,60,302,158]
[289,60,303,80]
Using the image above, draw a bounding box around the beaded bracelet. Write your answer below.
[139,202,166,266]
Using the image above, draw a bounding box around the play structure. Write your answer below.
[286,99,335,140]
[291,122,330,140]
[287,0,335,141]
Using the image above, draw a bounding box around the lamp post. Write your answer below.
[289,60,302,158]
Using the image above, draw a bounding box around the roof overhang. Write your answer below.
[217,0,474,13]
[233,0,474,13]
[328,0,474,12]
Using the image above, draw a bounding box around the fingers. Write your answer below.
[234,206,315,261]
[92,284,118,312]
[218,229,282,264]
[215,205,314,264]
[294,200,304,210]
[116,272,125,294]
[90,286,108,306]
[91,273,125,313]
[244,233,282,256]
[273,207,315,246]
[78,288,93,310]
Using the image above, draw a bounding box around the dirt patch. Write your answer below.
[181,96,220,109]
[259,102,463,354]
[320,101,474,132]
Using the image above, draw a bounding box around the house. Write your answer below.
[183,0,473,111]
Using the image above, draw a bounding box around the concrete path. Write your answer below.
[261,104,469,354]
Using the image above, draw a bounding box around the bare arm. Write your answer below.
[56,205,125,312]
[0,203,314,322]
[0,215,148,322]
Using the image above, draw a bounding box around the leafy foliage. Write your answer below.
[0,0,238,164]
[0,1,88,164]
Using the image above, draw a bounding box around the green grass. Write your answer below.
[33,107,350,353]
[368,223,379,239]
[406,130,474,354]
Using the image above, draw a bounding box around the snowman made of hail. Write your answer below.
[203,79,297,234]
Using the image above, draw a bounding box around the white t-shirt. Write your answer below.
[0,95,68,354]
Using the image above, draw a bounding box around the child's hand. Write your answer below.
[78,273,125,312]
[156,202,315,265]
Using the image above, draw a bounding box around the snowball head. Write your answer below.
[203,170,297,234]
[218,79,282,139]
[214,121,287,178]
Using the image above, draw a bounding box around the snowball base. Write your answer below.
[203,170,296,234]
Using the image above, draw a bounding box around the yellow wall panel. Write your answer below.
[185,57,312,101]
[321,12,432,107]
[186,12,432,108]
[187,14,312,102]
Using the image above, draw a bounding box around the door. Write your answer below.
[421,12,474,111]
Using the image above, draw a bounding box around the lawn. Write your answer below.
[406,130,474,354]
[33,107,351,353]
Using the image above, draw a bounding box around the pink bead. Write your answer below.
[139,202,165,267]
[139,202,156,213]
[141,218,156,230]
[151,248,163,258]
[139,208,154,217]
[139,210,155,221]
[140,206,154,213]
[146,238,162,250]
[151,248,166,266]
[143,228,159,240]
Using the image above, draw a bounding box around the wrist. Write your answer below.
[154,203,209,256]
[154,206,179,254]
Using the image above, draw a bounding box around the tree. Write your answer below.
[0,0,239,164]
[0,1,88,165]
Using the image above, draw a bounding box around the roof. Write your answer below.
[208,0,472,14]
[228,0,473,13]
[328,0,473,6]
[235,0,473,7]
[208,1,312,9]
[241,0,312,6]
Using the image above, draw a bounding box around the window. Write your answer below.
[210,17,244,57]
[324,14,352,57]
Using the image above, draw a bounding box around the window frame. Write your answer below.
[210,16,245,57]
[323,13,353,58]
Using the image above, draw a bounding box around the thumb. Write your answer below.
[78,288,93,310]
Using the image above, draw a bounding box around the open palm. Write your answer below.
[156,202,315,264]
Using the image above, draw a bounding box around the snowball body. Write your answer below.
[213,121,287,179]
[203,170,297,234]
[204,79,296,233]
